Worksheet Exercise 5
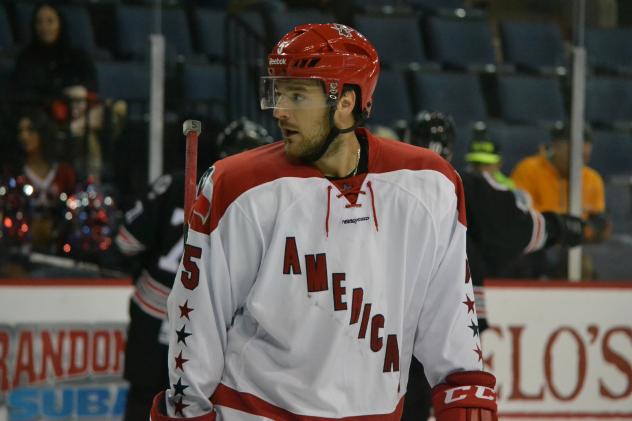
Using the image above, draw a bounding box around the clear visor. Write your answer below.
[260,76,329,111]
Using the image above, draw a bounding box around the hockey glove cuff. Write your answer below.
[432,370,498,421]
[542,212,584,248]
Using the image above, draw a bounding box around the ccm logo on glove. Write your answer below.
[444,385,496,404]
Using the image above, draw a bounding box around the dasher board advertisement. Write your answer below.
[1,279,631,420]
[0,279,133,421]
[483,281,632,419]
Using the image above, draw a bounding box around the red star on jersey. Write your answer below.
[179,300,194,320]
[462,295,476,314]
[473,344,483,362]
[175,351,189,371]
[173,397,189,416]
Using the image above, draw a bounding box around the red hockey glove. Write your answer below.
[431,371,498,421]
[150,391,217,421]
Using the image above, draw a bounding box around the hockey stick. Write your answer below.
[29,252,129,278]
[182,120,202,225]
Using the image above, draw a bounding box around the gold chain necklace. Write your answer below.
[351,146,361,177]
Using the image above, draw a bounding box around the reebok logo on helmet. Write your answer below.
[269,58,287,66]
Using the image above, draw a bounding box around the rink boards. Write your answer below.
[0,279,630,420]
[484,281,632,419]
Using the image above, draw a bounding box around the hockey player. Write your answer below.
[115,119,272,421]
[151,24,498,421]
[402,111,584,420]
[406,112,584,288]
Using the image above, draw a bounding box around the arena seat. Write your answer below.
[412,71,487,125]
[496,74,565,125]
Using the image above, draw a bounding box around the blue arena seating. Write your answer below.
[97,61,149,100]
[370,69,413,126]
[14,2,33,45]
[116,5,194,62]
[0,58,14,95]
[500,21,566,74]
[351,0,397,13]
[181,63,226,122]
[496,74,565,125]
[222,11,267,65]
[586,76,632,128]
[590,130,632,180]
[603,182,632,235]
[412,71,487,125]
[0,4,13,54]
[161,7,195,60]
[354,14,433,68]
[230,11,266,38]
[96,61,149,120]
[406,0,465,12]
[269,10,336,41]
[59,5,111,59]
[586,27,632,74]
[193,0,231,8]
[194,8,227,60]
[426,16,497,71]
[115,5,151,59]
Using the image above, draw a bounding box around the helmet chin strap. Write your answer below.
[303,96,360,163]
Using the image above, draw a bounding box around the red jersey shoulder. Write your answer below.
[191,141,320,234]
[366,130,459,182]
[212,141,319,196]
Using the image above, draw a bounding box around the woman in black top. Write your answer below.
[11,2,97,105]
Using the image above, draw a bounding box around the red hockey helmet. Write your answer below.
[262,23,380,116]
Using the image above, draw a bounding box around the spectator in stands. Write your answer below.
[10,2,97,107]
[10,2,102,181]
[511,126,610,242]
[17,109,76,252]
[511,126,611,278]
[63,84,103,182]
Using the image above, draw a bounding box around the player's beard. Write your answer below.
[284,113,332,163]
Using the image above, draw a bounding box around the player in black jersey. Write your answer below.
[401,111,584,421]
[115,119,273,421]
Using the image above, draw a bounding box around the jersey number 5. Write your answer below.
[181,244,202,290]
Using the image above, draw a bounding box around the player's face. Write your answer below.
[35,5,61,45]
[271,79,331,161]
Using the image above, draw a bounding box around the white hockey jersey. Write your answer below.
[164,129,482,420]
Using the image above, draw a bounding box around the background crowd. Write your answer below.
[0,0,631,280]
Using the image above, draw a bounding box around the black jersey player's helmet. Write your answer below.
[407,111,455,161]
[216,118,274,159]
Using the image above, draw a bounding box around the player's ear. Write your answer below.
[337,89,356,117]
